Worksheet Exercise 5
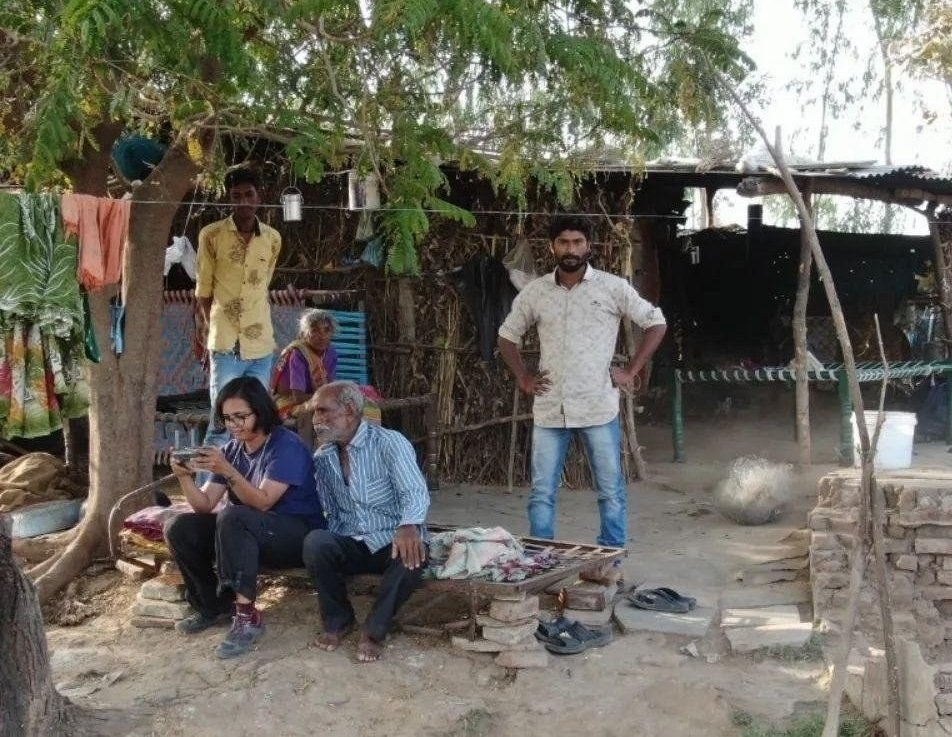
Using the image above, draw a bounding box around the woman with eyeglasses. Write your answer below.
[164,376,325,659]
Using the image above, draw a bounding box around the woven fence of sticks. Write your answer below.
[166,170,668,487]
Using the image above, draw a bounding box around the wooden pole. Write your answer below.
[507,384,520,493]
[793,189,814,466]
[708,65,900,737]
[927,204,952,355]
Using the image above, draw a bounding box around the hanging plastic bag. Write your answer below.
[502,236,537,291]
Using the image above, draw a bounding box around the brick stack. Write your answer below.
[131,573,193,628]
[560,576,618,631]
[452,591,548,668]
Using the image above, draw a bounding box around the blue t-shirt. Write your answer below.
[212,425,325,529]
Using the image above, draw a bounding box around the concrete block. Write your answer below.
[564,581,617,611]
[480,620,537,646]
[943,557,952,571]
[895,554,918,572]
[724,622,813,654]
[562,606,613,627]
[612,603,716,638]
[133,594,192,620]
[721,605,802,629]
[494,650,548,668]
[489,596,540,623]
[140,574,186,602]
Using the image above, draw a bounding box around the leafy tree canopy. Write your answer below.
[1,0,752,272]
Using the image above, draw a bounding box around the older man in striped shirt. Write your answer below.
[303,381,429,662]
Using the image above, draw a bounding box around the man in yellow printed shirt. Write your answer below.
[196,169,281,447]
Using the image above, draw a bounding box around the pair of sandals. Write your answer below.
[534,616,613,655]
[626,587,696,614]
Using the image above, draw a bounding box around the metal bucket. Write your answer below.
[280,187,303,221]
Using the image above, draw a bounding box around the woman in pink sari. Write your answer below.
[271,309,338,443]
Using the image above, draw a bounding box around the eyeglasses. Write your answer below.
[221,411,255,425]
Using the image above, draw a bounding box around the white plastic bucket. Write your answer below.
[850,411,917,470]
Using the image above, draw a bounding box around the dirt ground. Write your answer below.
[43,388,950,737]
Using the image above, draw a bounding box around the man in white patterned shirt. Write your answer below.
[302,381,429,662]
[498,215,667,549]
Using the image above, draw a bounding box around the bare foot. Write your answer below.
[311,624,354,652]
[356,632,382,663]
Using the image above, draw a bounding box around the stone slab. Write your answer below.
[916,539,952,556]
[895,554,918,572]
[612,603,716,638]
[562,606,613,627]
[736,569,800,586]
[489,596,539,623]
[114,559,151,582]
[140,574,186,602]
[724,622,813,653]
[451,635,541,653]
[480,620,537,646]
[477,613,537,629]
[564,581,618,611]
[130,615,177,629]
[721,605,802,629]
[133,594,192,621]
[494,650,548,668]
[718,582,811,608]
[490,589,527,602]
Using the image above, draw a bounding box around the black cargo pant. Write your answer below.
[302,529,425,642]
[164,505,314,617]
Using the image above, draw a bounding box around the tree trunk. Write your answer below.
[32,139,201,602]
[0,515,75,737]
[793,192,813,466]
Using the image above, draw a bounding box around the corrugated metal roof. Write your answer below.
[634,160,952,199]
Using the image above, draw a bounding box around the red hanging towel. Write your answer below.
[61,193,130,290]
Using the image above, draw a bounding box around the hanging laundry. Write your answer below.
[0,193,89,439]
[61,192,130,290]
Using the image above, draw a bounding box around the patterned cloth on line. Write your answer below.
[0,193,88,438]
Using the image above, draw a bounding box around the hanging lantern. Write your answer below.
[348,171,380,211]
[280,187,303,221]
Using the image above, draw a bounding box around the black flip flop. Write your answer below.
[535,619,586,655]
[626,588,691,614]
[553,617,613,649]
[654,587,697,610]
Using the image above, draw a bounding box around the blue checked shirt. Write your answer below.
[313,421,430,553]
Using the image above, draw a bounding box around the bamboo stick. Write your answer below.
[711,68,900,736]
[793,190,814,467]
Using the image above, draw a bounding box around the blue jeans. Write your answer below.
[529,417,628,548]
[203,350,274,447]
